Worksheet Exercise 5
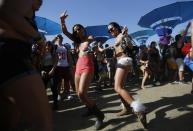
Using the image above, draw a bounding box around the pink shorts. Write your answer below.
[75,55,94,75]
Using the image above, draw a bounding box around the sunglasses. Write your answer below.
[108,27,115,33]
[74,26,82,33]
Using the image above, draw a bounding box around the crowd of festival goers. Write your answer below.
[31,21,193,130]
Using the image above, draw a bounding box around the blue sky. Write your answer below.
[36,0,193,46]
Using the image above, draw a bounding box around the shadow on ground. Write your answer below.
[47,80,193,131]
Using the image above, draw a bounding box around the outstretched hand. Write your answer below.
[181,21,191,37]
[121,26,128,35]
[60,10,68,23]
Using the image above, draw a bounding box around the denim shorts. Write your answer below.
[117,57,133,68]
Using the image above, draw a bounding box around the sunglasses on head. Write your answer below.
[108,25,116,33]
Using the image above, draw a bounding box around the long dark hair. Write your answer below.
[72,24,87,44]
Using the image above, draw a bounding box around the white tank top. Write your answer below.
[56,46,69,67]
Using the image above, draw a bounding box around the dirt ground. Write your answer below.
[48,80,193,131]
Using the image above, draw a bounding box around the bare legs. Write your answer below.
[114,66,147,128]
[75,72,104,130]
[114,67,134,104]
[75,72,95,107]
[140,66,151,89]
[178,70,184,81]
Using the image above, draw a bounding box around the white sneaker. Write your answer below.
[57,95,61,101]
[67,95,73,100]
[172,81,179,84]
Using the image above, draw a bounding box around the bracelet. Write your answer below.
[61,22,65,25]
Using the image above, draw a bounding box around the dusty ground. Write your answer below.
[48,80,193,131]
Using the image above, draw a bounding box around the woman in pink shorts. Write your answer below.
[75,54,94,76]
[60,11,104,130]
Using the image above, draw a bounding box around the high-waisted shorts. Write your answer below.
[0,39,37,87]
[75,55,94,75]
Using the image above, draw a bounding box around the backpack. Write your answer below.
[181,43,191,56]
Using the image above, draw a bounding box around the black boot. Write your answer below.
[52,102,58,111]
[82,106,94,117]
[91,105,105,130]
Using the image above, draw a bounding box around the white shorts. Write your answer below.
[117,57,133,68]
[176,58,184,71]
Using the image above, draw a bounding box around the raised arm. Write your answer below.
[114,26,129,46]
[121,26,128,36]
[179,22,191,44]
[60,11,74,41]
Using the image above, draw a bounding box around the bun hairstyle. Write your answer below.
[108,22,122,33]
